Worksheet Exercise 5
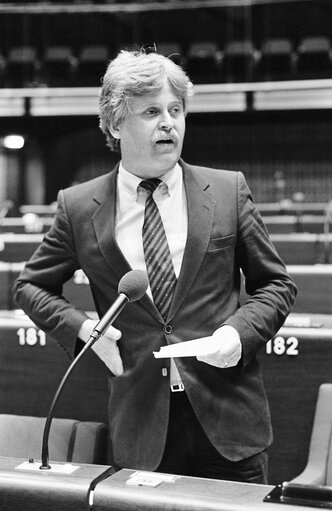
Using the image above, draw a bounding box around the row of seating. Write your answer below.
[2,230,332,264]
[0,262,95,310]
[1,213,329,235]
[1,213,331,235]
[16,200,331,217]
[0,35,331,87]
[0,212,331,482]
[1,256,331,315]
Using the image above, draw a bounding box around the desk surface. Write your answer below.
[0,458,322,511]
[0,456,111,511]
[94,468,322,511]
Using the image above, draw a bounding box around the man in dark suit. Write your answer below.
[14,48,296,483]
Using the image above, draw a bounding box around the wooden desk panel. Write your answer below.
[0,309,331,486]
[0,217,53,234]
[12,262,332,316]
[7,262,332,315]
[241,264,332,315]
[1,232,331,267]
[264,215,327,234]
[0,263,11,309]
[62,269,95,312]
[0,311,108,424]
[257,202,329,216]
[0,234,43,262]
[7,263,96,313]
[270,233,332,264]
[288,265,332,314]
[259,313,332,484]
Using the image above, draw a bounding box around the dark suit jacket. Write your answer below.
[14,160,297,470]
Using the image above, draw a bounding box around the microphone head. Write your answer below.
[118,269,149,302]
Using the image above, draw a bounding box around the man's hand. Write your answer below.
[78,318,123,376]
[196,325,242,369]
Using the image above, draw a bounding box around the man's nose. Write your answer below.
[158,111,173,130]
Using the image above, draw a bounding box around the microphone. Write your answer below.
[40,269,148,470]
[90,268,149,342]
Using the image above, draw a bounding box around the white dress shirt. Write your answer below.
[115,162,188,298]
[115,162,188,388]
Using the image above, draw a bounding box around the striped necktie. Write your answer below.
[140,178,177,319]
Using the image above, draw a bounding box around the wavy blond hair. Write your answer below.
[99,50,193,151]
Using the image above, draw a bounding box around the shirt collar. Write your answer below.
[118,161,182,201]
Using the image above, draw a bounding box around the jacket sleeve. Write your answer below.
[224,172,297,366]
[13,190,89,357]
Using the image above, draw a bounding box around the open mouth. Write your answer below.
[155,138,174,145]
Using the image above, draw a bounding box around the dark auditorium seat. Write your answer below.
[186,41,220,83]
[0,414,108,464]
[256,38,295,81]
[77,45,109,86]
[296,36,332,79]
[42,46,77,87]
[222,40,258,82]
[290,384,332,486]
[5,46,39,87]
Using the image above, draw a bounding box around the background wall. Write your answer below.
[1,0,332,206]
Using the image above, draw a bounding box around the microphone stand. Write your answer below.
[38,268,149,470]
[40,295,128,470]
[40,334,99,469]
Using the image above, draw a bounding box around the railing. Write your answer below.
[2,78,332,117]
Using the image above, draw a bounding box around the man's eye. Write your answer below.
[146,109,157,116]
[171,106,182,115]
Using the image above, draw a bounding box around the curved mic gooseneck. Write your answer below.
[39,269,148,470]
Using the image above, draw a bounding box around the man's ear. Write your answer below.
[109,122,121,140]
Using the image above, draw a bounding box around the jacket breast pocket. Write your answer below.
[207,234,235,253]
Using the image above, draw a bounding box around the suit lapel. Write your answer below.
[167,161,216,320]
[91,161,215,322]
[92,166,130,281]
[92,165,162,322]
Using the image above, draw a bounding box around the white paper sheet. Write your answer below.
[153,336,220,358]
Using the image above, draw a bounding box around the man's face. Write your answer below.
[111,81,186,179]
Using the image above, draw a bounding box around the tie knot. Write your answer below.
[140,178,162,195]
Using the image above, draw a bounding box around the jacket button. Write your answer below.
[164,324,172,334]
